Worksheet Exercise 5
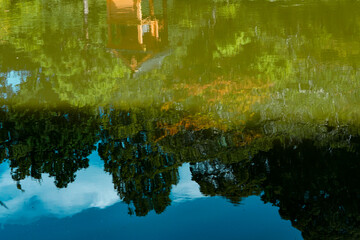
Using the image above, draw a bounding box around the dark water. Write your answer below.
[1,0,360,239]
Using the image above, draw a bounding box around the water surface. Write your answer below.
[0,0,360,239]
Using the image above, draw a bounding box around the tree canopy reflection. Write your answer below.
[1,0,360,128]
[0,106,360,239]
[0,106,99,188]
[1,0,360,239]
[98,108,180,216]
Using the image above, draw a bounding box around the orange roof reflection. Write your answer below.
[107,0,168,72]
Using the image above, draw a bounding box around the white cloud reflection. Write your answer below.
[0,155,205,225]
[0,152,119,225]
[171,163,207,203]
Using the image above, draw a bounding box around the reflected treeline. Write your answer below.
[1,107,360,239]
[1,0,360,238]
[98,108,180,216]
[260,141,360,240]
[190,159,265,204]
[191,138,360,240]
[0,107,99,188]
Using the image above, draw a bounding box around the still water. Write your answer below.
[0,0,360,239]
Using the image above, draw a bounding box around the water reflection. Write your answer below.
[0,107,98,188]
[0,153,119,225]
[259,141,360,240]
[0,107,360,238]
[1,0,360,239]
[99,112,180,216]
[1,0,359,126]
[107,0,168,73]
[191,139,360,239]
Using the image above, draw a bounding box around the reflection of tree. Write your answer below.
[98,108,180,216]
[0,107,99,188]
[259,140,360,240]
[2,0,360,130]
[189,134,360,239]
[2,102,360,238]
[1,1,360,231]
[0,0,130,108]
[190,159,265,204]
[159,125,269,164]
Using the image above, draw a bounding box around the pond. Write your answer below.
[0,0,360,239]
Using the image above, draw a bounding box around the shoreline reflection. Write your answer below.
[0,107,359,239]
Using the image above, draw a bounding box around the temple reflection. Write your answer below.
[107,0,168,73]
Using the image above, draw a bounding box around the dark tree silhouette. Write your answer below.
[98,109,180,216]
[0,106,99,188]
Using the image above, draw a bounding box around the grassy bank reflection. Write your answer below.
[0,0,359,129]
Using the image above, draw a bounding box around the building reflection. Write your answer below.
[107,0,168,73]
